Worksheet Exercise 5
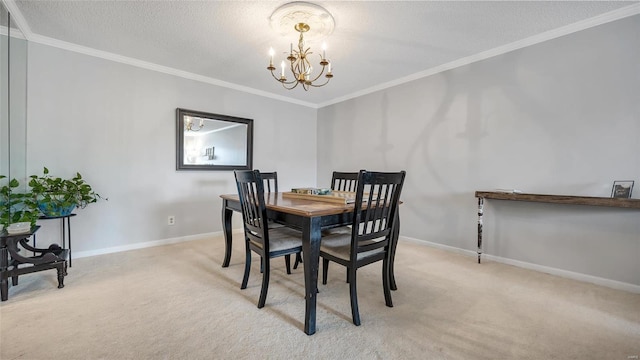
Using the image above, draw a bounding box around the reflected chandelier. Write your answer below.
[185,116,204,131]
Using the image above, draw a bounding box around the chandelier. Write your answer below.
[268,22,333,91]
[185,116,204,131]
[267,2,335,91]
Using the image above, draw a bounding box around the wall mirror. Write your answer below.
[176,108,253,171]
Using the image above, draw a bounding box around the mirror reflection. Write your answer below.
[176,109,253,171]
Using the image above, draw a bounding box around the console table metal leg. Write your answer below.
[66,217,72,267]
[477,197,484,264]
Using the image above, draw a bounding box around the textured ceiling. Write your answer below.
[8,1,640,107]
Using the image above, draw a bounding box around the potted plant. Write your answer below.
[0,175,40,228]
[28,167,104,217]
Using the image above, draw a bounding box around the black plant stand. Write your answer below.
[35,213,76,267]
[1,226,69,301]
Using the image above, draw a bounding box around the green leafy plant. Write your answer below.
[0,175,39,228]
[28,167,105,217]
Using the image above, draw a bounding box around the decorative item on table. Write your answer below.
[6,222,31,234]
[291,188,332,195]
[611,180,634,198]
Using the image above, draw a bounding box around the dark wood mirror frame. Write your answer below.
[176,108,253,171]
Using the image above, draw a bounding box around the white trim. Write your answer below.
[59,229,640,294]
[400,236,640,294]
[72,231,223,259]
[2,0,33,39]
[6,0,639,109]
[26,33,319,109]
[317,3,640,108]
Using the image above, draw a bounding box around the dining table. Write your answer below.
[219,192,400,335]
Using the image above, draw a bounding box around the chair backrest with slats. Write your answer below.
[331,171,359,192]
[261,172,278,193]
[350,170,406,262]
[234,170,269,253]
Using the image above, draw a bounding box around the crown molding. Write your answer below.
[317,3,640,108]
[29,34,318,108]
[2,0,32,38]
[4,0,638,110]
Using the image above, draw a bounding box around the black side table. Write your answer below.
[1,226,68,301]
[35,213,76,267]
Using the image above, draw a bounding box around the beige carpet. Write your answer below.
[1,234,639,360]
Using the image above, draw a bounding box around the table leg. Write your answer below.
[222,200,233,268]
[477,197,484,264]
[1,247,8,301]
[302,216,321,335]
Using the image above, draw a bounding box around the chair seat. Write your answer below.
[249,227,303,254]
[321,225,351,236]
[320,232,384,261]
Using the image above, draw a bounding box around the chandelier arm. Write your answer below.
[269,69,298,85]
[282,81,300,90]
[307,77,331,88]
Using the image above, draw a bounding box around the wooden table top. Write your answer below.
[475,191,640,209]
[220,192,356,217]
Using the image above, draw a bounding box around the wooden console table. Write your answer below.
[475,191,640,263]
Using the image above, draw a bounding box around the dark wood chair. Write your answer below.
[260,172,278,193]
[293,171,359,270]
[320,170,406,325]
[260,171,303,272]
[331,171,359,192]
[234,170,303,308]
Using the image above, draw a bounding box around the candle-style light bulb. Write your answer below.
[281,60,285,77]
[328,62,332,73]
[269,47,274,65]
[322,42,327,59]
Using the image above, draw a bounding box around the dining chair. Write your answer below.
[331,171,359,192]
[320,170,406,325]
[261,171,304,272]
[293,171,359,270]
[234,170,303,308]
[261,172,278,193]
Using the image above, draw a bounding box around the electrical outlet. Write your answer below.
[168,215,175,226]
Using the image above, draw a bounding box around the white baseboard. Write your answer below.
[72,231,226,259]
[72,230,640,294]
[400,236,640,294]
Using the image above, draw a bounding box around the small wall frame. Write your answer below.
[611,180,634,198]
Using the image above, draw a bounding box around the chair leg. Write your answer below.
[293,252,303,269]
[241,244,251,290]
[284,254,292,274]
[11,275,18,286]
[257,257,270,309]
[349,267,361,326]
[260,257,264,273]
[382,257,393,307]
[322,258,329,285]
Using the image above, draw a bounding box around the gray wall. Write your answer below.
[26,43,317,254]
[317,16,640,286]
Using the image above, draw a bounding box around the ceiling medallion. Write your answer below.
[267,2,335,91]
